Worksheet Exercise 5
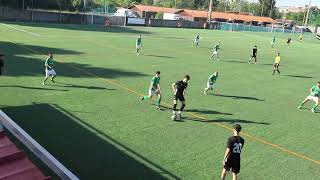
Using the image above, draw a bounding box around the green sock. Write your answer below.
[312,104,318,110]
[143,96,150,100]
[156,97,161,106]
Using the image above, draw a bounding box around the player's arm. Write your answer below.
[149,82,154,90]
[171,83,176,93]
[310,87,314,93]
[157,84,161,91]
[45,59,52,69]
[222,148,231,165]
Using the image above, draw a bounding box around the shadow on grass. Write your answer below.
[282,75,313,79]
[186,117,270,125]
[0,41,147,79]
[0,85,68,91]
[213,94,265,101]
[143,54,175,59]
[223,60,248,64]
[186,109,233,116]
[2,103,180,180]
[49,82,115,90]
[3,21,151,35]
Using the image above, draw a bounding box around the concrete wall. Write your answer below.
[148,19,205,29]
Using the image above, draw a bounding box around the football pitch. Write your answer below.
[0,22,319,180]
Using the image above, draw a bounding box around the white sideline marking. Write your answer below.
[1,23,41,36]
[0,110,79,180]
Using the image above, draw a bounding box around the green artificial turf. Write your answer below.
[0,22,319,180]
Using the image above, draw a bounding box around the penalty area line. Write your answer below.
[1,23,41,37]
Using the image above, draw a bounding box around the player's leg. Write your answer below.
[298,96,310,109]
[204,83,210,95]
[220,168,227,180]
[141,89,154,100]
[248,56,252,63]
[276,64,280,74]
[43,70,49,85]
[50,69,56,83]
[210,52,214,59]
[272,64,276,75]
[177,100,186,119]
[172,99,178,116]
[216,52,220,61]
[156,92,162,110]
[311,98,319,113]
[232,173,238,180]
[254,56,257,64]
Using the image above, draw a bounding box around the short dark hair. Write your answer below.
[155,71,160,75]
[233,124,242,133]
[318,81,320,84]
[184,74,190,80]
[0,54,4,57]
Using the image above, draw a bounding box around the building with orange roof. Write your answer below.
[129,5,276,25]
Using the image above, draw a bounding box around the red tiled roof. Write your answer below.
[131,5,182,14]
[130,5,276,23]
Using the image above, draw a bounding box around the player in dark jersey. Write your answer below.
[171,75,190,120]
[0,54,5,76]
[248,46,257,64]
[287,37,292,47]
[220,124,245,180]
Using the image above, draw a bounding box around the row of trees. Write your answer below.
[286,7,320,26]
[0,0,318,26]
[0,0,277,16]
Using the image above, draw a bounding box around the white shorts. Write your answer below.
[45,69,56,77]
[136,45,141,49]
[307,96,319,103]
[212,50,218,55]
[149,89,160,96]
[194,40,199,43]
[207,83,215,90]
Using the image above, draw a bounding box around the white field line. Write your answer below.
[1,23,41,36]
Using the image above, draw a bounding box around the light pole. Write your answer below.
[304,0,312,27]
[208,0,213,23]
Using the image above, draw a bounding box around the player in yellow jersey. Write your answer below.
[272,53,281,75]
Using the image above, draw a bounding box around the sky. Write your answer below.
[250,0,320,7]
[276,0,320,7]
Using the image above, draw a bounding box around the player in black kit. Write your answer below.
[220,124,245,180]
[248,46,257,64]
[171,75,190,120]
[0,54,5,76]
[287,37,292,47]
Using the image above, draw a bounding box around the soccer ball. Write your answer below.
[171,115,177,121]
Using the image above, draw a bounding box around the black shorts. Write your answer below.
[224,158,240,173]
[173,94,185,102]
[273,63,279,68]
[251,54,257,58]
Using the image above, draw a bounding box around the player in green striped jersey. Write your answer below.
[193,33,200,47]
[298,81,320,113]
[141,71,162,110]
[210,42,220,60]
[42,53,56,85]
[136,35,142,55]
[204,71,218,95]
